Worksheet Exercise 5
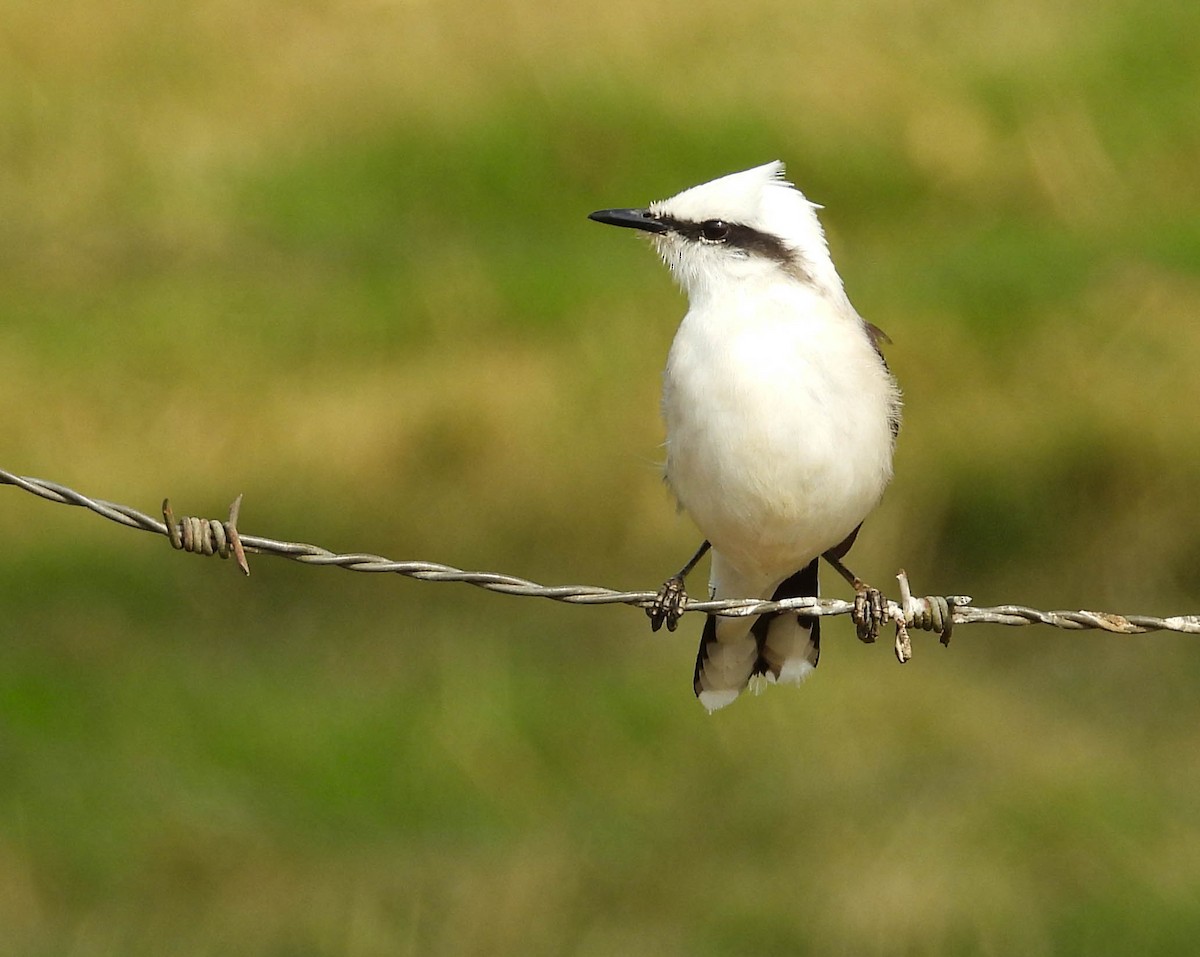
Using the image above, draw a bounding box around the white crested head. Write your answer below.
[650,161,810,241]
[645,161,843,301]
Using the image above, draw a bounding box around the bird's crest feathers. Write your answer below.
[648,161,842,298]
[652,162,824,250]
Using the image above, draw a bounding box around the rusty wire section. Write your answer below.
[4,467,1199,641]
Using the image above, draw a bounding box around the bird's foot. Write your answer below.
[647,575,688,633]
[852,580,886,644]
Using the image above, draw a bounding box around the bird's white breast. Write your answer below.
[662,283,896,580]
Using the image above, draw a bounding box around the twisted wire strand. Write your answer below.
[3,468,1199,636]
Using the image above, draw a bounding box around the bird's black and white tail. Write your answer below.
[692,559,821,711]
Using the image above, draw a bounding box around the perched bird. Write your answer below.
[590,161,901,711]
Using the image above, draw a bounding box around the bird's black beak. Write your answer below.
[588,207,670,234]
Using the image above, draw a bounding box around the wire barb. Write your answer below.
[162,495,250,575]
[3,467,1200,638]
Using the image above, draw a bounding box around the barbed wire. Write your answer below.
[4,468,1199,651]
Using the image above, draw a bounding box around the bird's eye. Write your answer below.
[700,220,730,243]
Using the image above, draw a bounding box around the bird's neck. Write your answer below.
[683,268,848,317]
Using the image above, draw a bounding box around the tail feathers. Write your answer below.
[692,558,821,711]
[758,560,821,685]
[693,615,758,712]
[758,613,820,685]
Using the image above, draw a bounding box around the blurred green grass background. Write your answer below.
[3,0,1200,953]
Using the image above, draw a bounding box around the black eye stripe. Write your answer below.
[656,215,794,266]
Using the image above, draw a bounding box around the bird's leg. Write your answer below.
[647,540,711,633]
[821,550,885,643]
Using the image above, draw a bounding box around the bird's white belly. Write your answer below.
[662,304,894,579]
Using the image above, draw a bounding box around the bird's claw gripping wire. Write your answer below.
[821,548,885,644]
[647,575,688,632]
[647,540,711,633]
[852,582,886,643]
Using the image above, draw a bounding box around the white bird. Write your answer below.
[590,161,901,711]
